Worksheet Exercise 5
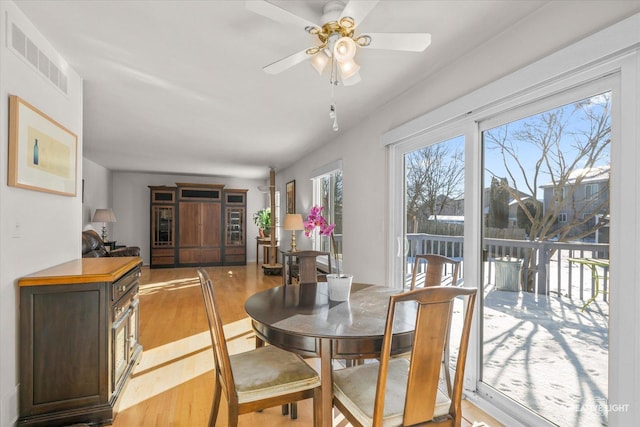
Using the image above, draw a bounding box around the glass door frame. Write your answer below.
[475,75,617,427]
[387,122,469,290]
[386,26,639,423]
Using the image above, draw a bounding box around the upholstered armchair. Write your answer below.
[82,229,140,258]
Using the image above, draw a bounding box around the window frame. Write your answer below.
[311,161,343,273]
[585,183,598,200]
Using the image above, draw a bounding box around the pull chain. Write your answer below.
[329,54,339,131]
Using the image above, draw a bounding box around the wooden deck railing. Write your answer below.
[407,233,610,304]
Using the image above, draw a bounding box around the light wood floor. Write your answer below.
[110,264,503,427]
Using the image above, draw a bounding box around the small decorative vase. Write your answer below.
[327,274,353,301]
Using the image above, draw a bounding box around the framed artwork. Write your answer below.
[8,95,78,196]
[286,180,296,214]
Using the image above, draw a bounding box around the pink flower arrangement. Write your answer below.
[304,205,341,276]
[303,205,335,237]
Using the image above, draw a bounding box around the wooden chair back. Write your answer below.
[410,254,461,290]
[197,269,238,407]
[198,268,321,426]
[374,286,476,426]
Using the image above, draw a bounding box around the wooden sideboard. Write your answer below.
[18,257,143,427]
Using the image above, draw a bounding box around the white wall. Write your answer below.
[112,171,268,265]
[82,157,112,232]
[275,117,388,285]
[0,2,83,425]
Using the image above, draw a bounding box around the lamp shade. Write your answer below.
[92,208,117,223]
[283,214,304,231]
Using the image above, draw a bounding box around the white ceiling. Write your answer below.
[13,0,640,180]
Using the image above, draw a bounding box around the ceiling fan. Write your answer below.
[245,0,431,130]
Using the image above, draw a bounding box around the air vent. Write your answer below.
[10,21,68,94]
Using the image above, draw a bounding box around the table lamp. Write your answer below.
[92,208,117,242]
[283,213,304,252]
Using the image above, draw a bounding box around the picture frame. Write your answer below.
[286,180,296,214]
[8,95,78,196]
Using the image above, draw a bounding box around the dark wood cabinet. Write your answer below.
[149,183,248,267]
[18,257,142,427]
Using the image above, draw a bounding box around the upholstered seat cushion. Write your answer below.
[333,358,451,427]
[230,345,320,403]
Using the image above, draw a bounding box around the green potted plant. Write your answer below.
[253,208,272,237]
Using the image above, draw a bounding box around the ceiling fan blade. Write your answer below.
[360,33,432,52]
[263,49,311,75]
[246,1,320,31]
[340,0,380,29]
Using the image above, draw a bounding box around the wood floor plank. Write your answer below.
[110,265,501,427]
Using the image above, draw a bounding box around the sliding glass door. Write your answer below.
[477,81,612,426]
[391,75,617,425]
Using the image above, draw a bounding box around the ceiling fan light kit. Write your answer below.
[246,0,431,131]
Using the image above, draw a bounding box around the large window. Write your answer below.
[312,166,342,273]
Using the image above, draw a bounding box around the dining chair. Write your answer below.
[332,286,477,427]
[409,254,461,290]
[409,254,462,392]
[197,268,321,427]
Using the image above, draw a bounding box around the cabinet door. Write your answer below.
[151,206,174,247]
[225,207,245,246]
[201,202,221,246]
[179,202,201,246]
[128,298,140,359]
[112,310,129,394]
[21,285,106,416]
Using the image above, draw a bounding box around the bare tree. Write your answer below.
[406,143,464,232]
[485,94,611,291]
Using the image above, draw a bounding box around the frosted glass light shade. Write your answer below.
[333,37,357,61]
[338,58,360,80]
[311,51,330,75]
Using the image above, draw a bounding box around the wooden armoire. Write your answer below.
[149,183,247,268]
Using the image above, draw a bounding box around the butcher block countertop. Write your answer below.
[18,257,142,286]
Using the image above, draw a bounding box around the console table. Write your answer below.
[18,257,142,426]
[104,241,126,252]
[255,236,278,264]
[281,250,331,285]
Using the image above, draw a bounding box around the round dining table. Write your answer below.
[244,281,416,427]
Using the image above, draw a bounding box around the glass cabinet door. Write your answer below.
[225,207,244,246]
[112,310,129,393]
[151,206,174,247]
